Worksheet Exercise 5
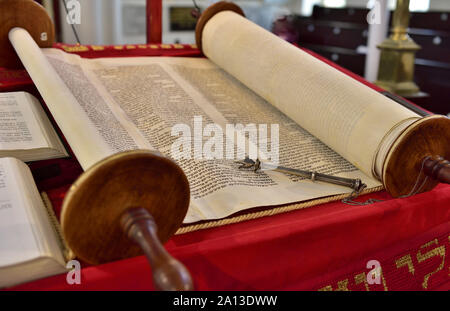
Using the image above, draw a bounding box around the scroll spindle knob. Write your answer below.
[423,156,450,184]
[61,150,192,290]
[121,208,194,291]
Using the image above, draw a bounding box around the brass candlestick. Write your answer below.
[375,0,422,96]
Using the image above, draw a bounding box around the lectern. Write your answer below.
[0,0,449,291]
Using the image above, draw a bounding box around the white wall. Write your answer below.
[290,0,450,13]
[430,0,450,11]
[341,0,450,11]
[58,0,450,45]
[345,0,369,7]
[60,0,122,45]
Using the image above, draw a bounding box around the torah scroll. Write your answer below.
[196,3,449,197]
[7,2,449,225]
[200,9,420,180]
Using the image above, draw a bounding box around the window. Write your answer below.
[409,0,430,12]
[386,0,430,12]
[301,0,346,16]
[301,0,321,16]
[323,0,346,8]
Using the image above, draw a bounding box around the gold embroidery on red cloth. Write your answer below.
[61,45,89,52]
[138,45,147,49]
[149,44,158,49]
[395,254,415,275]
[354,273,370,291]
[318,268,388,291]
[416,239,445,289]
[314,234,449,291]
[160,44,172,49]
[0,71,30,80]
[126,45,136,50]
[319,279,350,291]
[91,45,105,51]
[336,279,350,291]
[380,269,388,291]
[113,46,124,50]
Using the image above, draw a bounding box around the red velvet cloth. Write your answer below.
[2,43,449,291]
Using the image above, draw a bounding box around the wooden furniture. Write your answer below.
[296,20,368,50]
[293,7,370,76]
[292,5,450,115]
[312,6,370,25]
[409,12,450,115]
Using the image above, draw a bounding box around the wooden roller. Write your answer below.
[195,1,450,198]
[61,150,193,291]
[383,115,450,197]
[195,1,245,52]
[0,0,55,68]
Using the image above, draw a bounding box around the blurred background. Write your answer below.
[40,0,447,45]
[38,0,449,115]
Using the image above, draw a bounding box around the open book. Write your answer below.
[0,92,68,162]
[0,157,69,288]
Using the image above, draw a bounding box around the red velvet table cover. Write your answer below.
[1,43,449,291]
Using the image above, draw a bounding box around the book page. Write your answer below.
[0,158,66,288]
[0,158,40,267]
[42,49,381,223]
[44,52,154,155]
[8,28,115,170]
[0,92,49,151]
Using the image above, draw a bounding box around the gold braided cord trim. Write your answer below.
[44,186,384,238]
[176,185,384,235]
[41,192,75,261]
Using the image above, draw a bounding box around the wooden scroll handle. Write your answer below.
[120,208,193,291]
[424,156,450,184]
[0,0,55,68]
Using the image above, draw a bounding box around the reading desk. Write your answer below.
[0,42,448,291]
[0,0,449,291]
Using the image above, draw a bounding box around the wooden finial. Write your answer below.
[61,150,193,290]
[195,1,245,53]
[0,0,55,68]
[423,156,450,184]
[121,208,193,290]
[383,115,450,197]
